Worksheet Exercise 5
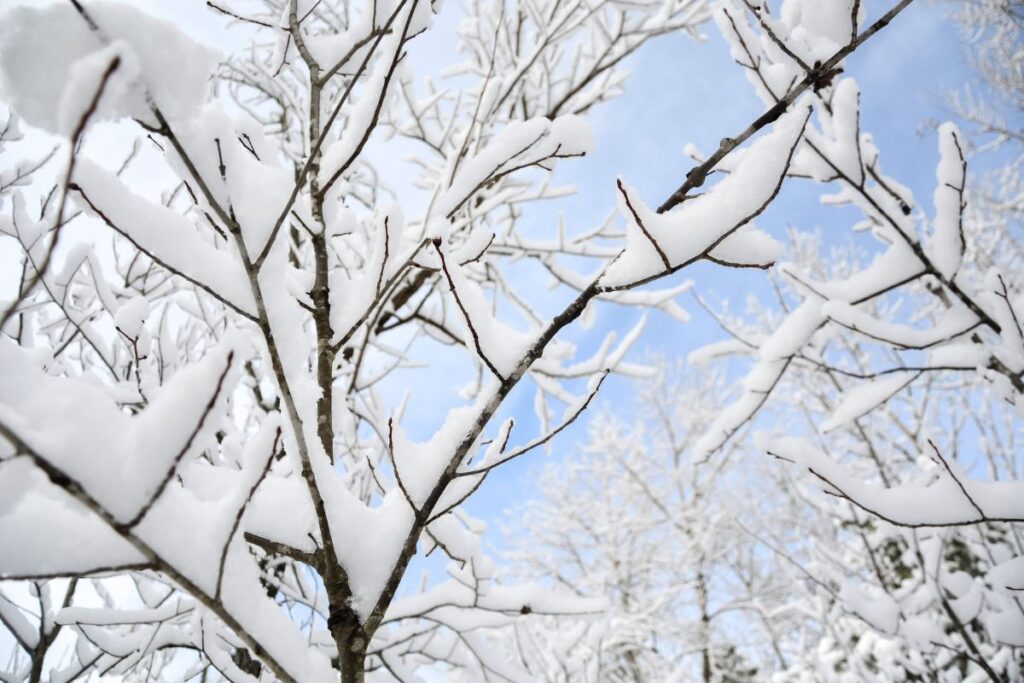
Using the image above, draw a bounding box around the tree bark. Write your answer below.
[697,564,712,683]
[331,608,370,683]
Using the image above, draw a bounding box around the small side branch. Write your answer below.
[617,179,670,270]
[216,428,282,599]
[432,239,505,381]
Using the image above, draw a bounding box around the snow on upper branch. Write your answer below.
[0,2,217,135]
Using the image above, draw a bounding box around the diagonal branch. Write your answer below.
[657,0,915,212]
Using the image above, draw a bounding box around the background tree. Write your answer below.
[706,232,1024,681]
[507,365,803,682]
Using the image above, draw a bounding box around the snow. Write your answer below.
[926,341,990,369]
[813,79,864,185]
[320,477,415,620]
[687,338,756,365]
[216,556,338,683]
[988,556,1024,596]
[0,458,146,578]
[0,585,37,649]
[436,241,538,378]
[72,159,257,318]
[821,298,978,350]
[930,123,965,279]
[56,41,140,137]
[0,2,217,134]
[777,0,859,64]
[693,299,824,459]
[820,372,918,431]
[435,115,594,220]
[114,295,149,340]
[767,436,1024,526]
[0,333,242,522]
[787,239,924,303]
[329,204,419,344]
[244,478,319,554]
[602,105,808,288]
[318,50,403,189]
[840,580,899,634]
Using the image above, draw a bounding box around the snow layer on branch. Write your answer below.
[386,577,606,623]
[533,316,649,379]
[929,123,966,279]
[0,335,241,523]
[840,580,899,634]
[786,238,924,303]
[163,106,302,259]
[390,392,495,509]
[989,556,1024,597]
[316,391,505,619]
[72,160,257,317]
[318,46,403,189]
[813,79,864,185]
[437,247,537,378]
[329,205,420,342]
[214,536,338,682]
[820,372,917,431]
[246,477,319,554]
[316,466,415,621]
[768,436,1024,525]
[0,584,38,649]
[822,299,979,350]
[56,41,141,137]
[927,342,991,373]
[159,420,337,682]
[986,557,1024,645]
[687,338,757,365]
[435,116,593,219]
[778,0,860,63]
[693,299,824,459]
[539,257,693,321]
[603,107,808,288]
[136,419,280,593]
[0,458,146,577]
[0,2,217,134]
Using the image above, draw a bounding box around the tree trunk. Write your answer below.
[337,631,368,683]
[329,600,370,683]
[697,565,712,683]
[29,649,44,683]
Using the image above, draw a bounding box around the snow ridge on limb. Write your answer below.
[0,335,337,682]
[930,123,967,280]
[766,436,1024,527]
[603,105,809,290]
[434,115,594,220]
[0,2,217,134]
[71,160,257,320]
